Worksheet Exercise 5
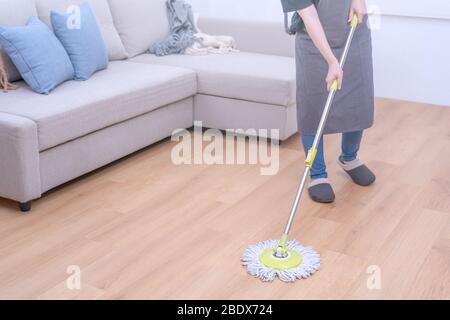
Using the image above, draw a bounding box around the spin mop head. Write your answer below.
[241,239,321,283]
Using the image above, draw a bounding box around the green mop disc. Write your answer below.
[259,248,303,271]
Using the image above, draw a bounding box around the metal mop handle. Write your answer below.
[276,15,360,256]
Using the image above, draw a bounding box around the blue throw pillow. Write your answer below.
[0,17,74,95]
[51,3,108,81]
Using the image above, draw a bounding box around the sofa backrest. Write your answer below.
[0,0,38,82]
[107,0,170,58]
[35,0,128,61]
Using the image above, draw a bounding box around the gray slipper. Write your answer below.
[308,178,336,204]
[338,158,376,186]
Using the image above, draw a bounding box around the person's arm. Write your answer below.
[298,5,343,90]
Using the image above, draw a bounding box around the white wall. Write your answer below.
[370,15,450,107]
[367,0,450,19]
[188,0,450,106]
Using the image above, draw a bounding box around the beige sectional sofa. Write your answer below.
[0,0,296,212]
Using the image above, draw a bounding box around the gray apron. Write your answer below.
[296,0,374,135]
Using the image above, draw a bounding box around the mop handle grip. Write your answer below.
[330,80,339,92]
[351,14,359,28]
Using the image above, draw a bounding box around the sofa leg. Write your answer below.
[19,201,32,213]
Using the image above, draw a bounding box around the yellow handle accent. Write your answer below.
[330,80,339,92]
[279,234,289,248]
[351,14,359,28]
[305,148,318,168]
[275,234,289,256]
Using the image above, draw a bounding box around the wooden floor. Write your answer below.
[0,98,449,300]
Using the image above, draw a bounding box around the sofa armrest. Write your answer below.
[0,113,41,203]
[197,16,295,58]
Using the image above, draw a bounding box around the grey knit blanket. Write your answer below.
[149,0,198,56]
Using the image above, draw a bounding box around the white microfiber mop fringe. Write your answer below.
[241,240,321,283]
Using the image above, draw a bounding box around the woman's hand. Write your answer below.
[349,0,367,24]
[326,58,343,91]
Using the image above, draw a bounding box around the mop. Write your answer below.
[242,15,360,283]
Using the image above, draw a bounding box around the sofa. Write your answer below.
[0,0,297,212]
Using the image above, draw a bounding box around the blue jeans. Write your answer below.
[302,131,364,180]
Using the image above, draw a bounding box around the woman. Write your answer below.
[281,0,376,203]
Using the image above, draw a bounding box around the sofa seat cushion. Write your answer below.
[130,52,296,107]
[0,61,197,151]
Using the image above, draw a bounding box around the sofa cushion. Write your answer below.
[130,52,296,107]
[0,61,197,151]
[0,17,75,95]
[108,0,170,58]
[51,2,108,80]
[35,0,128,61]
[0,0,38,82]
